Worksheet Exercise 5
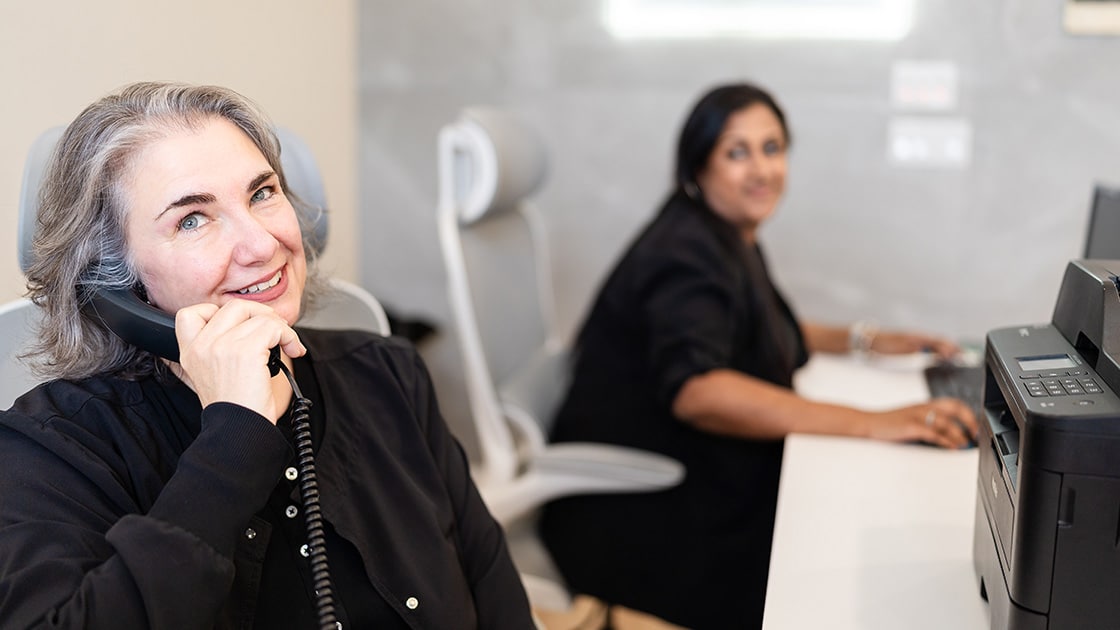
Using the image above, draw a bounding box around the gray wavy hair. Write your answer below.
[24,81,326,380]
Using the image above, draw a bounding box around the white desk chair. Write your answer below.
[2,126,389,410]
[437,108,685,609]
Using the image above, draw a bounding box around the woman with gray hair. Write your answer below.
[0,81,532,629]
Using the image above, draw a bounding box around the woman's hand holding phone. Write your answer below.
[174,300,306,424]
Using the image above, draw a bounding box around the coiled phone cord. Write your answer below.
[277,360,338,630]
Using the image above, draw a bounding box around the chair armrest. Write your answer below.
[533,443,683,487]
[477,443,684,524]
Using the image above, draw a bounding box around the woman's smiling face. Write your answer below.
[122,117,306,325]
[695,102,789,240]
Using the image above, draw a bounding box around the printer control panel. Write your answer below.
[987,325,1120,424]
[1019,365,1104,398]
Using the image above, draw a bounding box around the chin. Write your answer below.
[273,300,302,326]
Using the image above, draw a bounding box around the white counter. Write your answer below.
[762,353,990,629]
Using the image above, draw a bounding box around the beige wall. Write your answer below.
[0,1,358,302]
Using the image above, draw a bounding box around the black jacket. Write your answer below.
[0,328,533,629]
[541,190,808,629]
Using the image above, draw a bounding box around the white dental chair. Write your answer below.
[436,108,685,609]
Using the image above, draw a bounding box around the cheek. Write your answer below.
[142,252,226,311]
[772,171,787,194]
[775,162,788,183]
[272,206,305,253]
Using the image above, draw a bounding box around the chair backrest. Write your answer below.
[0,299,47,409]
[437,108,568,484]
[6,123,388,408]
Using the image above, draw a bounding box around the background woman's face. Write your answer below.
[695,103,788,239]
[122,117,307,325]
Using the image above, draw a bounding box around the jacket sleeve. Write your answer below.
[0,402,290,629]
[403,349,536,628]
[635,227,745,408]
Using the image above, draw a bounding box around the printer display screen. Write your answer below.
[1017,354,1078,371]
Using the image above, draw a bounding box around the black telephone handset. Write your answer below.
[84,285,335,629]
[84,286,281,375]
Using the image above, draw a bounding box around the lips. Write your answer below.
[236,270,282,295]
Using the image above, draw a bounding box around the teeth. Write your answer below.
[237,270,282,295]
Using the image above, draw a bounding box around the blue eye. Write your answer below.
[178,212,204,231]
[251,186,275,203]
[728,146,749,160]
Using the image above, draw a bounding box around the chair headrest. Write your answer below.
[17,125,329,275]
[440,108,548,225]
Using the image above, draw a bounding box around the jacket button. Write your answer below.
[300,544,310,557]
[285,505,298,518]
[405,597,419,610]
[245,528,257,540]
[285,467,298,481]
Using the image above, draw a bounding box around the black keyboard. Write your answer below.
[924,363,984,420]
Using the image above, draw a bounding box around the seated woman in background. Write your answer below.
[539,82,978,630]
[0,81,533,629]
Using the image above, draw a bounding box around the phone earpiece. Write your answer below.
[83,285,181,362]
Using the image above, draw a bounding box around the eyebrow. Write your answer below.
[246,170,276,194]
[157,170,277,220]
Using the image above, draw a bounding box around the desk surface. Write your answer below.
[762,354,989,630]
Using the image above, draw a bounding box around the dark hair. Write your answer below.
[674,83,791,190]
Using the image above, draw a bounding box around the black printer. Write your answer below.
[974,259,1120,629]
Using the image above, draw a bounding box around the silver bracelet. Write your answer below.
[849,320,879,355]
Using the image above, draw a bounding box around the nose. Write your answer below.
[749,153,777,179]
[228,211,279,266]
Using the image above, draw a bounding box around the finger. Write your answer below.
[214,316,293,375]
[926,406,973,448]
[915,407,953,448]
[207,303,306,358]
[918,335,959,359]
[174,303,221,353]
[939,339,962,359]
[276,324,306,359]
[933,397,979,438]
[921,416,960,449]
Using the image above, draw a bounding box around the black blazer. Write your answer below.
[541,190,808,629]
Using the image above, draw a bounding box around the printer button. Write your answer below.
[1076,399,1095,406]
[1080,378,1103,393]
[1019,374,1040,379]
[1068,369,1088,376]
[1042,380,1065,395]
